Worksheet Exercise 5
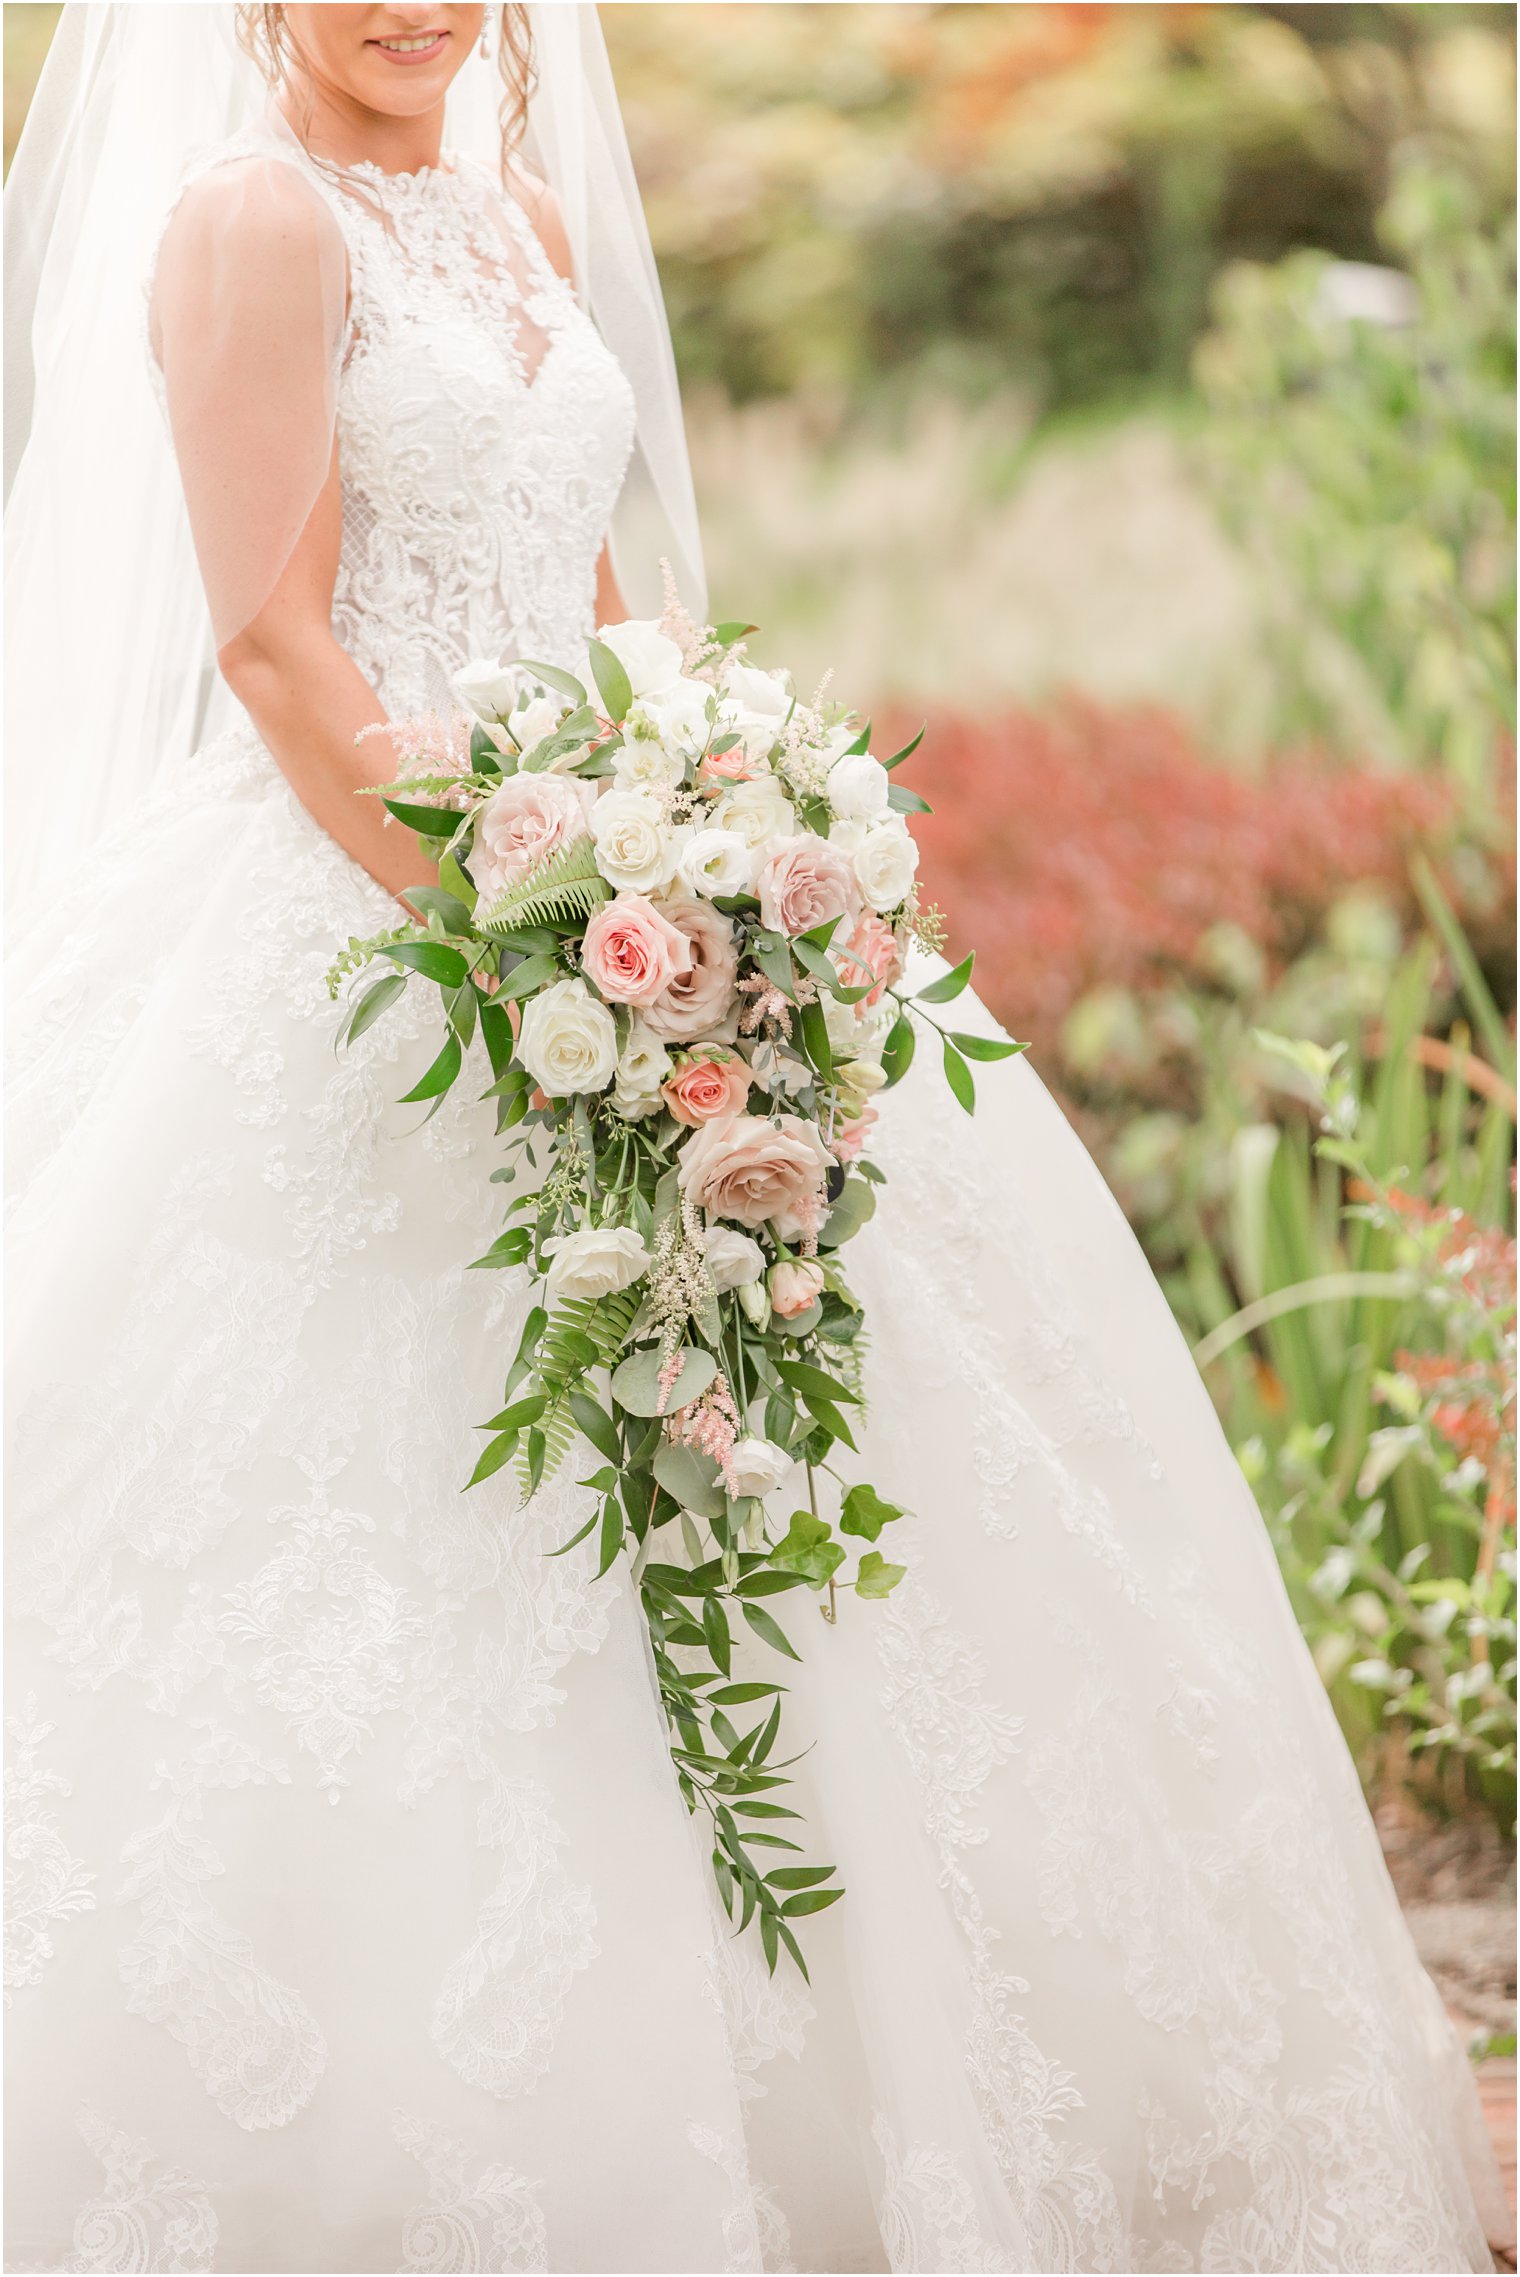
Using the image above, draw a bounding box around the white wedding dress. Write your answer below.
[4,133,1501,2277]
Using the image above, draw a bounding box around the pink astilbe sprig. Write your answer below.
[667,1371,743,1492]
[646,1189,720,1403]
[657,558,715,679]
[739,971,795,1039]
[357,710,477,812]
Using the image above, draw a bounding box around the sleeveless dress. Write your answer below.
[4,138,1501,2277]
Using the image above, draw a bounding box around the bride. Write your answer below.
[4,8,1504,2273]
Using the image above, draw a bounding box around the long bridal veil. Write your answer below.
[3,2,704,925]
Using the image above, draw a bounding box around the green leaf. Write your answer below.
[765,1865,836,1890]
[886,781,932,816]
[949,1031,1026,1063]
[546,1506,600,1558]
[569,1390,622,1463]
[586,636,634,725]
[775,1359,862,1407]
[772,1511,846,1588]
[941,1037,976,1115]
[595,1496,624,1579]
[399,1032,463,1104]
[884,724,925,772]
[466,1431,519,1489]
[805,1399,857,1452]
[513,658,588,706]
[479,1393,548,1433]
[781,1887,844,1916]
[469,1226,533,1269]
[819,1177,876,1249]
[879,1014,916,1087]
[380,797,462,838]
[493,952,563,1005]
[612,1346,718,1417]
[706,1682,784,1706]
[742,1602,802,1662]
[387,940,470,987]
[916,952,974,1005]
[840,1483,904,1540]
[855,1550,907,1599]
[651,1440,727,1520]
[799,997,834,1082]
[702,1593,733,1677]
[711,620,759,646]
[341,970,407,1046]
[407,885,475,933]
[839,718,871,757]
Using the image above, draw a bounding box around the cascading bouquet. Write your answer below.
[328,583,1023,1976]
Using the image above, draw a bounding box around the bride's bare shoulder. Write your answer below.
[500,152,574,285]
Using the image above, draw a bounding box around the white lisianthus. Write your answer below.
[596,618,685,697]
[543,1226,651,1302]
[517,979,619,1097]
[846,815,920,914]
[611,737,687,793]
[702,1225,766,1292]
[453,657,540,723]
[679,827,754,900]
[729,1436,794,1499]
[709,775,795,854]
[628,676,714,758]
[612,1017,672,1120]
[827,751,891,821]
[590,789,681,893]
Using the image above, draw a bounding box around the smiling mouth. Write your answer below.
[369,29,450,60]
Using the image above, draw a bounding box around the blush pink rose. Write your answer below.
[768,1257,826,1318]
[661,1051,753,1128]
[678,1111,833,1232]
[836,915,903,1010]
[641,899,740,1041]
[581,893,693,1008]
[698,746,764,787]
[756,835,856,939]
[472,773,593,904]
[828,1103,878,1163]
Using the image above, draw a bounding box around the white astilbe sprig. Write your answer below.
[646,1190,719,1388]
[657,558,715,678]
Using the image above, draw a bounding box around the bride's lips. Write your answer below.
[367,29,451,65]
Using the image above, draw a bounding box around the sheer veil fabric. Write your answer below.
[3,8,1506,2274]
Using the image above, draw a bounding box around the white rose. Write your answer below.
[591,788,681,893]
[702,1225,766,1292]
[596,619,685,697]
[729,1436,794,1500]
[721,662,793,724]
[710,775,796,854]
[629,676,714,759]
[827,751,890,821]
[517,978,618,1097]
[509,692,568,753]
[679,827,754,900]
[453,657,542,723]
[612,737,687,793]
[848,816,920,914]
[544,1225,652,1303]
[612,1017,672,1120]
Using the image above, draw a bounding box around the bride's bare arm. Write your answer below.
[216,453,437,911]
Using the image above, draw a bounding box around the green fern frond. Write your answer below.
[477,835,611,937]
[518,1286,644,1492]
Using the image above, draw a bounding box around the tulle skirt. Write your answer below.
[5,721,1500,2273]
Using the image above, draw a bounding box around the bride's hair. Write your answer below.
[234,7,536,167]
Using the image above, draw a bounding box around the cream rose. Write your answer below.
[517,979,618,1097]
[702,1225,765,1292]
[581,893,693,1008]
[661,1050,752,1128]
[728,1436,794,1498]
[611,737,687,793]
[472,774,593,905]
[641,899,739,1042]
[756,834,856,939]
[847,816,920,914]
[590,788,682,894]
[679,827,753,901]
[827,751,891,821]
[612,1017,672,1121]
[677,1111,832,1231]
[453,657,538,722]
[596,618,684,697]
[544,1225,651,1303]
[709,775,795,854]
[768,1257,826,1319]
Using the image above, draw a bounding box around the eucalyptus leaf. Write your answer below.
[612,1345,718,1417]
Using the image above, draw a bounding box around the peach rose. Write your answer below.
[662,1050,753,1128]
[828,1103,878,1163]
[581,893,693,1008]
[472,773,593,905]
[699,745,764,787]
[836,915,903,1010]
[756,834,855,939]
[768,1257,826,1318]
[641,899,740,1041]
[678,1111,833,1232]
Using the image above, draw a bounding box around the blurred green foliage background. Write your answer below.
[6,3,1516,1825]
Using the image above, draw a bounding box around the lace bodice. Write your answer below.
[156,133,637,714]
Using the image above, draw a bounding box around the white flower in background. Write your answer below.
[509,691,567,753]
[702,1225,766,1292]
[719,663,794,763]
[822,989,895,1063]
[591,789,682,894]
[453,657,540,723]
[845,815,920,914]
[628,676,714,758]
[709,775,795,854]
[596,619,684,697]
[612,1017,673,1120]
[729,1436,794,1499]
[827,751,891,821]
[611,737,687,793]
[543,1225,651,1302]
[517,979,619,1097]
[679,827,754,900]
